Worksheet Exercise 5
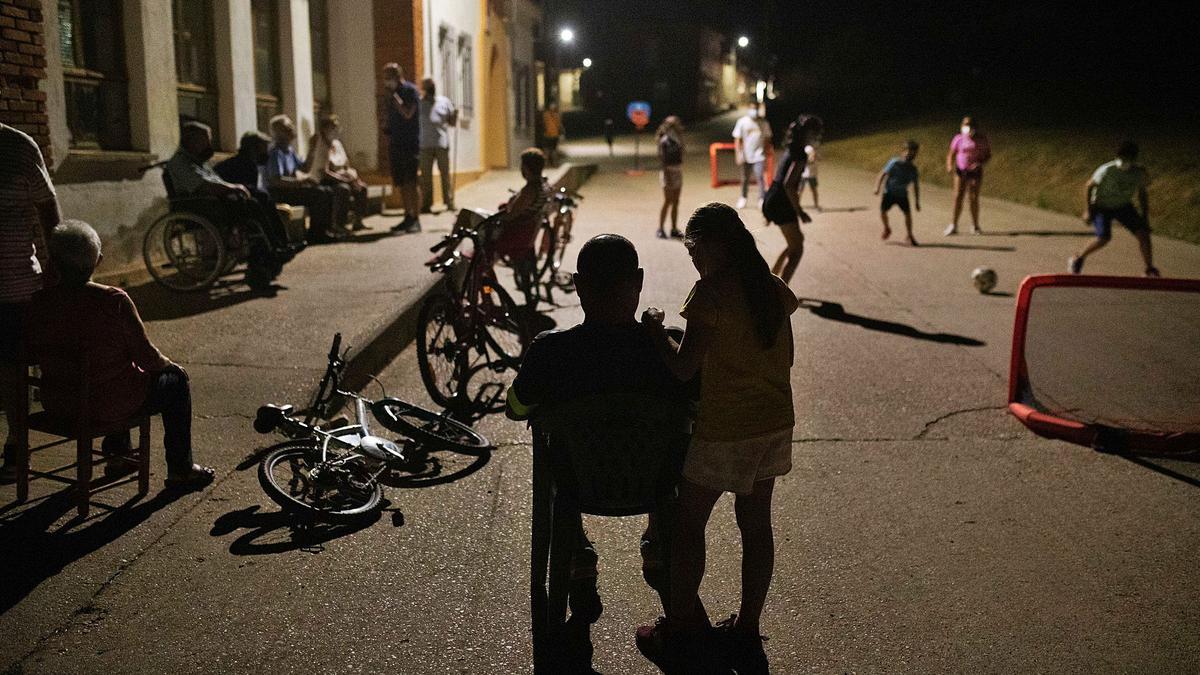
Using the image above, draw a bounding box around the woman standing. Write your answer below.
[944,115,991,235]
[636,203,800,673]
[656,116,685,239]
[762,115,822,283]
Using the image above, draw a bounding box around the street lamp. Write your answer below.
[559,28,574,43]
[737,35,750,48]
[582,57,592,68]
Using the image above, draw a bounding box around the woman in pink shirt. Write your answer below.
[944,116,991,235]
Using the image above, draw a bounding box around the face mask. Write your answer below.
[385,78,398,91]
[747,109,758,118]
[961,126,972,136]
[327,129,340,141]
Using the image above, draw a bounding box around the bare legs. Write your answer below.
[668,478,778,636]
[659,186,681,237]
[1072,230,1157,275]
[949,174,982,234]
[771,221,804,283]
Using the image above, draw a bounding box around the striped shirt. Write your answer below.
[0,124,57,303]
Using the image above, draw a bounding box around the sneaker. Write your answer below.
[972,225,983,235]
[714,614,768,675]
[656,230,669,239]
[390,216,413,233]
[881,226,891,240]
[943,223,958,236]
[906,235,919,247]
[735,196,747,209]
[1068,256,1083,274]
[1145,266,1161,278]
[669,229,683,239]
[635,617,677,671]
[405,219,422,234]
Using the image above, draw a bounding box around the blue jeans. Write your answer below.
[741,161,765,200]
[102,368,194,474]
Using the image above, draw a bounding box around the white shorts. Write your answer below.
[683,427,793,496]
[661,166,683,191]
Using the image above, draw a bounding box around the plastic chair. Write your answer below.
[13,347,151,518]
[529,392,693,670]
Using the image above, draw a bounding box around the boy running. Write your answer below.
[874,140,921,246]
[1069,140,1159,276]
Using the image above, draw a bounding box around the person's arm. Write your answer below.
[874,163,889,195]
[498,185,535,225]
[946,138,957,173]
[392,90,416,119]
[118,292,172,373]
[1082,178,1097,222]
[505,337,549,421]
[734,137,744,164]
[643,309,715,382]
[784,160,803,213]
[1138,185,1150,224]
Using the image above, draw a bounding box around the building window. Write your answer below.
[251,0,282,131]
[458,34,473,119]
[438,24,456,111]
[309,0,331,114]
[173,0,219,145]
[58,0,130,150]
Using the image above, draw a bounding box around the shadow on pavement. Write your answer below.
[378,446,491,489]
[799,298,986,346]
[125,278,280,320]
[1117,452,1200,489]
[0,487,187,613]
[888,241,1016,252]
[983,230,1094,238]
[210,504,384,555]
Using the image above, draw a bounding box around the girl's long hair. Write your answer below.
[685,203,784,349]
[784,114,824,157]
[656,115,683,139]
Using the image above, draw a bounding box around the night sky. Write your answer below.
[545,0,1200,128]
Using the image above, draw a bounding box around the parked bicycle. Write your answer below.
[254,333,492,522]
[530,187,583,304]
[418,214,530,414]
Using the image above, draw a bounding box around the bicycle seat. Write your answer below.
[254,404,295,434]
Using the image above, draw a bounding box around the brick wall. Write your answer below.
[0,0,50,162]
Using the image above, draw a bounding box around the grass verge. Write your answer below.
[821,122,1200,244]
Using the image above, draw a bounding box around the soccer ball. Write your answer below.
[972,267,998,293]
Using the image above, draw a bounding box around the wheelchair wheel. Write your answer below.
[143,211,226,291]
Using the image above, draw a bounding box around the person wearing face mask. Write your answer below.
[1069,140,1159,277]
[732,105,771,210]
[943,115,991,236]
[308,114,370,232]
[165,121,296,290]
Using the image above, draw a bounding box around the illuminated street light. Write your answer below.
[582,57,593,68]
[737,35,750,48]
[559,28,574,43]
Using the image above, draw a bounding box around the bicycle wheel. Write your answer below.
[257,441,382,523]
[477,278,529,366]
[535,224,557,286]
[417,293,467,408]
[143,212,226,291]
[461,280,529,412]
[372,398,493,455]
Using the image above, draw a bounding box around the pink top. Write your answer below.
[949,132,991,171]
[26,283,169,424]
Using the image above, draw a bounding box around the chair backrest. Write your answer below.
[532,392,694,516]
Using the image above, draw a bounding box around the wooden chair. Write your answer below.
[529,392,694,671]
[14,346,151,518]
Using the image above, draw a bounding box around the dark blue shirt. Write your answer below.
[266,143,302,181]
[214,153,265,192]
[882,157,919,195]
[386,81,421,153]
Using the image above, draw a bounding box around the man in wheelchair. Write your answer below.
[507,234,693,616]
[164,122,298,291]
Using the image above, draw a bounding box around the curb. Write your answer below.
[338,161,599,391]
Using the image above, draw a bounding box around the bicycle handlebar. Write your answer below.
[329,333,342,362]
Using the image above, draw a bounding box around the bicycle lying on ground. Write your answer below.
[418,215,531,414]
[254,333,492,522]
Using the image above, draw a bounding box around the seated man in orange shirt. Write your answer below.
[25,221,214,488]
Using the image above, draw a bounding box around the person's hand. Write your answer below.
[163,361,189,380]
[735,154,744,166]
[946,164,954,174]
[641,308,665,331]
[873,187,880,195]
[1081,210,1092,224]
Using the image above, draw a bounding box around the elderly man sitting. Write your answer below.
[25,221,214,489]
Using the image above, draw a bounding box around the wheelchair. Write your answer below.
[140,161,284,292]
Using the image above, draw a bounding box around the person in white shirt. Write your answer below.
[308,114,370,231]
[418,78,458,213]
[800,138,821,211]
[732,106,771,210]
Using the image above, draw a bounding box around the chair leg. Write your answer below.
[77,435,92,518]
[138,420,151,495]
[547,498,577,627]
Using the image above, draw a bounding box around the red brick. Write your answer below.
[12,0,41,10]
[12,122,36,134]
[0,6,30,20]
[20,87,43,101]
[0,63,19,76]
[1,27,29,42]
[8,99,33,111]
[0,101,7,111]
[31,33,41,46]
[0,16,15,28]
[27,9,42,22]
[19,66,44,78]
[15,19,38,32]
[17,41,41,55]
[24,111,46,123]
[0,39,17,51]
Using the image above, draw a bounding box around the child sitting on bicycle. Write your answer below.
[431,149,549,291]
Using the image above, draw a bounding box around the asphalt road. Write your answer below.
[3,117,1199,674]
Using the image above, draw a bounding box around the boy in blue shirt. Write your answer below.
[874,140,921,246]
